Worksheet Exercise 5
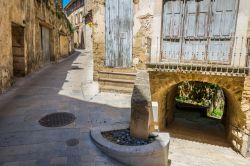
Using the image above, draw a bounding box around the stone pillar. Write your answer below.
[130,70,153,139]
[240,75,250,156]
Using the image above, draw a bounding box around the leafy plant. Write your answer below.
[175,81,225,119]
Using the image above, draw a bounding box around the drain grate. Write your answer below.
[66,138,79,146]
[71,66,83,70]
[39,112,76,127]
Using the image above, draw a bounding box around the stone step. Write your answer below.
[100,85,133,94]
[98,71,136,80]
[99,78,134,88]
[98,70,136,94]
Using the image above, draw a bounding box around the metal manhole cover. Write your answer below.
[66,138,79,146]
[39,112,76,127]
[71,66,83,70]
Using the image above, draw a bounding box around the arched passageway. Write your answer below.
[163,81,228,147]
[148,71,249,155]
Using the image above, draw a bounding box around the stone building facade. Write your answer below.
[0,0,73,93]
[64,0,93,51]
[91,0,250,156]
[92,0,250,75]
[65,0,85,49]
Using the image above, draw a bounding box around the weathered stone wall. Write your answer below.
[85,0,93,13]
[92,0,250,73]
[240,76,250,155]
[150,0,163,63]
[248,17,250,37]
[0,0,72,93]
[92,0,105,81]
[60,35,70,57]
[133,1,154,69]
[84,0,93,52]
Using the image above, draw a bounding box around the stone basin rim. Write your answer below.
[90,123,170,154]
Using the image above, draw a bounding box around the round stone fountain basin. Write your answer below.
[90,124,170,166]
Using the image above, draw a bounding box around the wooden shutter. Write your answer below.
[105,0,133,67]
[208,0,238,63]
[182,0,209,62]
[161,0,238,65]
[162,0,183,62]
[118,0,133,67]
[105,0,119,67]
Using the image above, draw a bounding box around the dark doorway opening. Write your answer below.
[41,26,51,64]
[165,81,229,147]
[11,23,25,77]
[79,31,85,49]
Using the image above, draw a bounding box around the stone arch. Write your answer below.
[149,71,248,154]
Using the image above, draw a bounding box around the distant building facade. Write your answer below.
[64,0,93,50]
[0,0,73,93]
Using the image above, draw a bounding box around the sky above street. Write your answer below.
[63,0,70,7]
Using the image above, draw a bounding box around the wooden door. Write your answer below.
[41,26,50,64]
[12,24,25,76]
[105,0,133,67]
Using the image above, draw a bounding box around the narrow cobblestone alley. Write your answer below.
[0,50,129,166]
[0,51,249,166]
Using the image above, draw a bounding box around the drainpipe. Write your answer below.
[84,0,86,50]
[0,67,2,93]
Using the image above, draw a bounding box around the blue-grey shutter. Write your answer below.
[208,0,238,64]
[105,0,119,67]
[105,0,133,67]
[182,0,209,62]
[162,0,183,62]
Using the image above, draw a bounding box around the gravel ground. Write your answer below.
[102,128,155,146]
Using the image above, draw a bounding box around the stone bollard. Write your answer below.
[130,70,153,139]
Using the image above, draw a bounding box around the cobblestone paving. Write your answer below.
[169,138,250,166]
[0,50,249,166]
[0,50,128,166]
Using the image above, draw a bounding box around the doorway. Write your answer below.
[165,81,229,147]
[11,23,25,77]
[41,26,51,64]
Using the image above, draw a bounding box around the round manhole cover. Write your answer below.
[66,138,79,146]
[39,112,76,127]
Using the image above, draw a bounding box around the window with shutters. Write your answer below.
[161,0,239,65]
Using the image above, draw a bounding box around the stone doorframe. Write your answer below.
[11,23,26,77]
[130,70,250,156]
